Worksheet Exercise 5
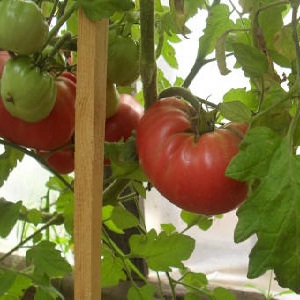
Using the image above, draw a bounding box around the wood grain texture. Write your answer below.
[74,9,108,300]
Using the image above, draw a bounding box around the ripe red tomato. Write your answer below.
[38,143,74,174]
[105,93,144,142]
[136,97,248,215]
[0,74,76,150]
[104,93,144,164]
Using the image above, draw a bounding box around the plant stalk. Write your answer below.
[139,0,157,109]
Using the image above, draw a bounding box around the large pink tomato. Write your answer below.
[136,97,248,215]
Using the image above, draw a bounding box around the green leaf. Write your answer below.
[0,269,17,296]
[162,40,178,69]
[160,223,176,234]
[226,127,281,181]
[101,246,127,287]
[1,273,32,298]
[0,198,22,238]
[257,3,285,51]
[79,0,135,21]
[234,137,300,293]
[180,210,213,231]
[34,286,63,300]
[56,190,74,235]
[111,205,139,231]
[129,229,195,271]
[197,4,234,59]
[274,24,296,63]
[105,137,147,182]
[0,146,24,188]
[27,208,43,225]
[232,42,269,77]
[213,287,236,300]
[103,205,123,234]
[127,284,156,300]
[182,271,208,289]
[219,101,252,122]
[215,31,231,75]
[26,241,72,279]
[223,88,259,112]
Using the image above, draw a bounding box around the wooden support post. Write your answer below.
[74,9,108,300]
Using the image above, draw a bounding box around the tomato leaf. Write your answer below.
[101,245,127,287]
[219,101,252,122]
[180,210,213,231]
[127,284,157,300]
[0,145,24,188]
[105,137,147,182]
[233,135,300,293]
[79,0,135,21]
[34,286,63,300]
[111,205,140,231]
[0,272,32,298]
[212,287,237,300]
[226,127,281,181]
[232,42,269,77]
[197,4,234,59]
[26,241,72,278]
[129,229,195,271]
[223,88,259,112]
[0,198,22,238]
[215,31,231,75]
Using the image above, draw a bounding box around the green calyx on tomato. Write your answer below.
[0,0,49,55]
[1,56,57,123]
[107,32,140,86]
[106,80,120,119]
[136,97,248,216]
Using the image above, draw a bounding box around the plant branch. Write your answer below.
[0,215,61,263]
[43,1,79,51]
[0,138,74,192]
[139,0,158,109]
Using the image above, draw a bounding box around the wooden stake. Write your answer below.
[74,9,108,300]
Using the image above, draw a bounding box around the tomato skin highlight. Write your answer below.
[0,75,76,150]
[136,97,248,215]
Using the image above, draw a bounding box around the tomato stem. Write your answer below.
[0,138,74,192]
[159,86,217,137]
[43,1,79,52]
[140,0,158,109]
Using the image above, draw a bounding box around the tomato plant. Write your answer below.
[0,74,75,150]
[1,1,300,300]
[1,56,57,122]
[0,0,49,55]
[136,97,247,215]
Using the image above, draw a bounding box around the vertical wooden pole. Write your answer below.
[74,9,108,300]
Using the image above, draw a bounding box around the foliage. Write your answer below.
[0,0,300,299]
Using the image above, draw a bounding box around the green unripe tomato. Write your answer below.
[1,56,57,123]
[107,33,140,86]
[106,81,120,119]
[0,0,49,55]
